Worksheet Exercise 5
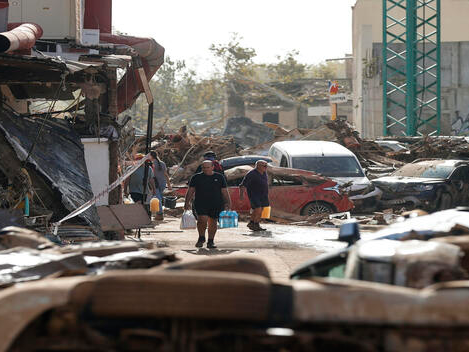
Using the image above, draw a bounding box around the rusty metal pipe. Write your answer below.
[0,23,43,53]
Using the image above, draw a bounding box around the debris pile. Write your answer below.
[135,126,242,183]
[223,116,274,148]
[387,136,469,162]
[0,226,177,289]
[324,120,406,176]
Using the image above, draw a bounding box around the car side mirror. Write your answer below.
[338,220,360,246]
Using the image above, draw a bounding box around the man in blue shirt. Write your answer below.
[240,160,269,231]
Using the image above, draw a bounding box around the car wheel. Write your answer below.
[301,201,334,216]
[439,192,453,210]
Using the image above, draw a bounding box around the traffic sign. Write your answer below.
[329,81,339,95]
[329,93,347,104]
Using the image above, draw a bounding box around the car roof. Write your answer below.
[271,141,355,157]
[411,159,469,166]
[221,155,271,162]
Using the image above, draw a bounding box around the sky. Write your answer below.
[112,0,357,75]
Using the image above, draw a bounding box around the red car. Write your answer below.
[175,165,354,215]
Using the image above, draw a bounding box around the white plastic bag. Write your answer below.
[180,210,197,230]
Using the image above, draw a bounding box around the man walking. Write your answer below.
[184,160,231,248]
[240,160,269,231]
[195,151,225,177]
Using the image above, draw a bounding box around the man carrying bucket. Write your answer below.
[240,160,270,231]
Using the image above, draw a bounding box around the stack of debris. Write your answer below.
[134,126,242,183]
[0,226,177,289]
[324,120,406,175]
[387,136,469,162]
[223,116,274,148]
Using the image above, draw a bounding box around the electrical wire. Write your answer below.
[22,73,67,167]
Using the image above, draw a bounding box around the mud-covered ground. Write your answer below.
[136,215,380,280]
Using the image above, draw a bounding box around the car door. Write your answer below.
[268,176,308,214]
[227,186,251,213]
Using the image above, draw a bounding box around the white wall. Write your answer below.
[81,138,109,206]
[8,0,78,40]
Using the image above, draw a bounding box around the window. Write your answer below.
[263,112,279,124]
[393,163,454,178]
[292,156,364,177]
[280,156,288,167]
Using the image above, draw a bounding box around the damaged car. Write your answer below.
[291,207,469,287]
[175,165,354,216]
[372,159,469,211]
[268,140,382,212]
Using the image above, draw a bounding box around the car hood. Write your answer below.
[332,176,371,191]
[372,176,446,185]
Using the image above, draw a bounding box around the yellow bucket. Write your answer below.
[150,197,160,213]
[261,206,271,219]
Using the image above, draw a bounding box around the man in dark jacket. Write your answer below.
[240,160,269,231]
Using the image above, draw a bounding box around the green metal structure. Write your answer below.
[383,0,440,136]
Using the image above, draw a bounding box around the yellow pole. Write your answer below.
[331,103,337,121]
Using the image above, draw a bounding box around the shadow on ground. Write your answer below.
[183,248,239,256]
[241,231,273,238]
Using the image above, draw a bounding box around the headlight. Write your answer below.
[413,184,434,191]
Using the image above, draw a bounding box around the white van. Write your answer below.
[268,141,382,210]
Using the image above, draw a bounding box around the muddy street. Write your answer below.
[137,216,377,279]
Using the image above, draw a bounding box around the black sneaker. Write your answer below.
[195,237,205,248]
[207,240,217,249]
[252,223,266,231]
[247,221,255,230]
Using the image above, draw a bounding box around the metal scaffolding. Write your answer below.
[382,0,440,136]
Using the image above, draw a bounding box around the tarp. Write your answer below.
[0,108,100,232]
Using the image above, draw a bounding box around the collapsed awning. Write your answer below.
[0,53,109,100]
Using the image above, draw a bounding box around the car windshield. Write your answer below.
[392,163,454,178]
[291,156,364,177]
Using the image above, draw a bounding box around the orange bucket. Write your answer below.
[261,206,271,219]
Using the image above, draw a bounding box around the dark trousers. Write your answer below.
[130,192,144,203]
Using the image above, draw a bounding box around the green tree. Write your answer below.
[268,50,308,83]
[310,61,343,79]
[209,33,257,78]
[130,56,224,132]
[209,33,257,116]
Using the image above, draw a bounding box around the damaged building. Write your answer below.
[0,0,164,236]
[225,75,353,130]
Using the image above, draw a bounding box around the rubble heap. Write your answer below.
[388,136,469,162]
[325,120,406,170]
[135,126,242,183]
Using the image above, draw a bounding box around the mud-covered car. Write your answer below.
[268,141,382,212]
[175,165,354,215]
[372,159,469,211]
[291,208,469,284]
